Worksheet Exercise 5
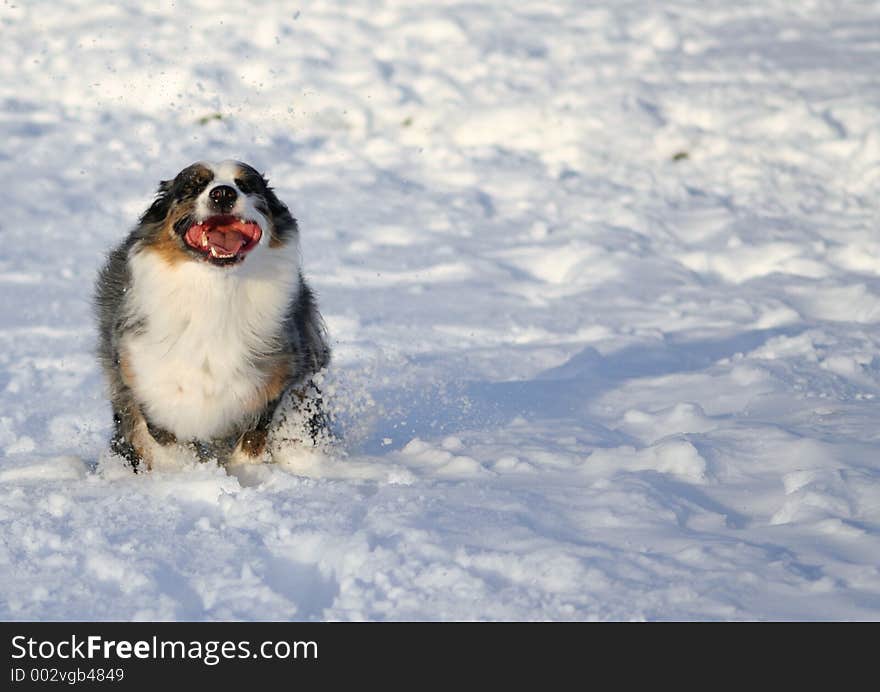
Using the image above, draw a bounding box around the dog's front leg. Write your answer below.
[228,398,281,466]
[111,404,175,472]
[111,408,143,471]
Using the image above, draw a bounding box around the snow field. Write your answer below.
[1,0,879,619]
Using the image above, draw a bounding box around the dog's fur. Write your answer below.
[94,160,330,470]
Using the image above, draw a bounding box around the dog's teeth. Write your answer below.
[208,246,235,260]
[201,235,208,248]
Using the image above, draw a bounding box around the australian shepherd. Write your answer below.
[94,160,330,471]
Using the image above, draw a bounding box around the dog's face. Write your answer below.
[138,160,297,267]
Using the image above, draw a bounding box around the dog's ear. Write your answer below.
[261,175,299,239]
[139,180,174,225]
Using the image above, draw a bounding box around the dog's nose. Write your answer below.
[209,185,237,209]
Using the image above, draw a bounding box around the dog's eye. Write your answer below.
[235,178,255,194]
[174,168,214,201]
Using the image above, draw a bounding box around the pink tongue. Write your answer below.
[207,229,245,254]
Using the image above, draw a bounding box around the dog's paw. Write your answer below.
[227,431,272,467]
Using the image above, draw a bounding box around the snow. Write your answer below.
[2,0,880,620]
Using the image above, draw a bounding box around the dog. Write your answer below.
[94,160,330,471]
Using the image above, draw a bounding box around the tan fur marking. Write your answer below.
[128,412,155,471]
[263,358,291,403]
[241,358,290,413]
[232,360,291,460]
[237,428,269,458]
[119,349,136,388]
[142,205,194,267]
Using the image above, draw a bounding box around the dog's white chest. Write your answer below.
[124,249,297,440]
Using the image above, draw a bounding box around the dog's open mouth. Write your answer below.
[184,215,262,265]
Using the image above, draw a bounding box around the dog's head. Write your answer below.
[137,160,297,267]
